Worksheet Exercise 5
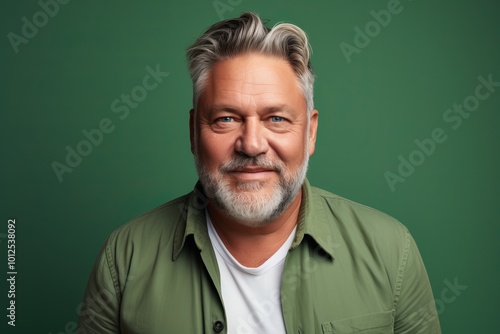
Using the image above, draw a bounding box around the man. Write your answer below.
[79,12,441,333]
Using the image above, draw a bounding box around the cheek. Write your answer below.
[198,131,235,166]
[269,135,307,166]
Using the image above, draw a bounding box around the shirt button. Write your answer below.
[213,320,224,332]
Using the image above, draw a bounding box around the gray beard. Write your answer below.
[194,150,309,227]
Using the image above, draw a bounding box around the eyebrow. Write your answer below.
[207,104,240,114]
[207,104,294,114]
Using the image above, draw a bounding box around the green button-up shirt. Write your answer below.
[78,180,440,333]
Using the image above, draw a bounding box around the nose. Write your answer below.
[235,118,269,157]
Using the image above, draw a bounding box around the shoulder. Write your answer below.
[312,185,408,234]
[310,185,411,254]
[308,185,417,292]
[105,192,191,254]
[93,191,195,290]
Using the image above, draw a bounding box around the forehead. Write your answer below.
[198,53,306,113]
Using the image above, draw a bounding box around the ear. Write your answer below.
[308,109,319,157]
[189,109,195,154]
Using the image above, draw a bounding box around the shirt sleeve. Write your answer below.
[393,231,441,333]
[78,239,121,333]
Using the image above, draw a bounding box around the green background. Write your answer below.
[1,0,499,333]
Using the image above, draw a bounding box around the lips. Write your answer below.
[231,167,275,173]
[227,166,278,181]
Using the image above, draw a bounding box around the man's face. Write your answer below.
[191,53,318,225]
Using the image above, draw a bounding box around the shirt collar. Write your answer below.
[172,179,335,261]
[172,182,210,260]
[291,179,335,259]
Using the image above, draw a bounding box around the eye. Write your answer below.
[270,116,284,122]
[216,116,234,123]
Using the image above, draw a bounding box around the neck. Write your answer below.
[208,190,302,267]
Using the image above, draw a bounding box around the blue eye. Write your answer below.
[270,116,283,122]
[218,116,233,123]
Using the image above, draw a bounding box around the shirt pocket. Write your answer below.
[321,311,394,333]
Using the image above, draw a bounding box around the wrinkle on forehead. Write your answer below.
[200,53,306,114]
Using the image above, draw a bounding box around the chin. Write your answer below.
[233,180,268,192]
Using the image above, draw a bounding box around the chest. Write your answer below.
[118,244,396,333]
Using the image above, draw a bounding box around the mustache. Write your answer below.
[220,154,285,173]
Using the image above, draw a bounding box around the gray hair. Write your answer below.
[186,12,315,113]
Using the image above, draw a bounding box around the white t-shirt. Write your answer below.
[207,214,297,334]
